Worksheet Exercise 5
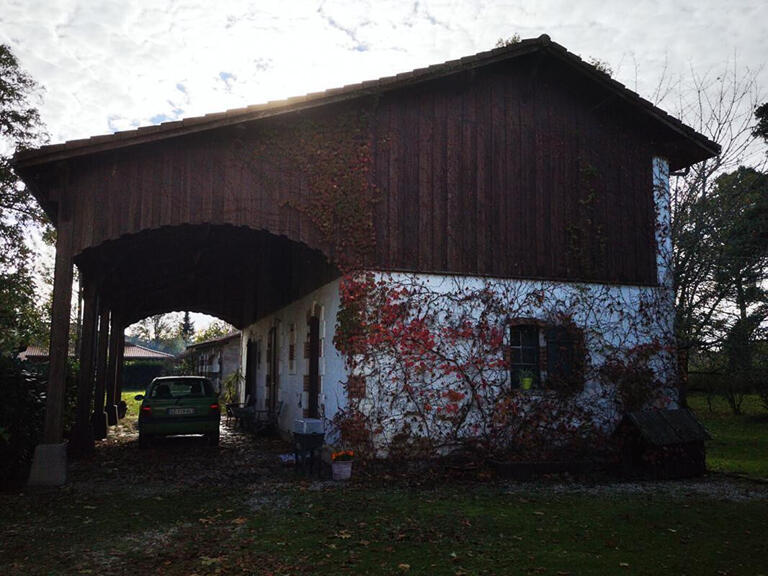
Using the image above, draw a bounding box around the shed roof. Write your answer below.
[623,409,710,446]
[14,35,719,171]
[185,331,241,351]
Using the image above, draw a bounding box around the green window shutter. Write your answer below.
[546,327,574,381]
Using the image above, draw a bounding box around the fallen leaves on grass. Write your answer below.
[199,556,223,566]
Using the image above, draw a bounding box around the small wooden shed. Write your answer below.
[617,409,710,479]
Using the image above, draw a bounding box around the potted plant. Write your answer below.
[331,449,355,480]
[518,369,535,390]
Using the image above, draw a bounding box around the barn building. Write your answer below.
[14,36,718,483]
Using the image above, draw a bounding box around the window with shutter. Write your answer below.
[509,324,539,387]
[508,322,583,391]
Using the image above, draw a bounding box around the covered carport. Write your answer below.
[14,101,351,485]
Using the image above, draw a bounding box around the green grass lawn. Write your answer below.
[1,394,765,575]
[2,482,767,576]
[688,393,768,478]
[121,390,142,419]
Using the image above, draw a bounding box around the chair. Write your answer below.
[226,395,254,427]
[250,400,284,435]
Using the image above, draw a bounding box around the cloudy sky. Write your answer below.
[2,0,766,330]
[2,0,767,146]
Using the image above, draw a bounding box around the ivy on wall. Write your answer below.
[252,107,377,271]
[333,272,676,460]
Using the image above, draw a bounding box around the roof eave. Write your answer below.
[538,43,720,170]
[12,35,719,171]
[12,42,545,169]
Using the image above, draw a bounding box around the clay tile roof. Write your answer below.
[13,35,719,170]
[123,344,176,359]
[18,343,175,361]
[17,345,49,361]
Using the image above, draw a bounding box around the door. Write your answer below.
[307,316,320,418]
[244,339,258,404]
[266,326,278,413]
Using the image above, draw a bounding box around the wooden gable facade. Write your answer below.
[369,54,675,284]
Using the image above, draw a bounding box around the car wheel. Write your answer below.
[208,429,220,447]
[139,433,151,449]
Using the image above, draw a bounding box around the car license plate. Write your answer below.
[168,407,194,416]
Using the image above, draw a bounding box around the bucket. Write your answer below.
[332,460,353,481]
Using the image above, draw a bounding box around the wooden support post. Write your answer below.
[116,329,126,418]
[71,281,98,456]
[43,216,74,444]
[28,206,73,486]
[105,311,120,426]
[92,306,110,439]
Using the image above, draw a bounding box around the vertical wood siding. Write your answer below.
[370,57,658,285]
[64,55,658,287]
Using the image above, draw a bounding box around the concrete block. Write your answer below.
[106,404,118,426]
[92,410,108,439]
[27,443,67,486]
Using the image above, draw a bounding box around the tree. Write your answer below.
[179,311,195,344]
[193,320,234,343]
[0,44,48,356]
[495,34,521,48]
[754,102,768,143]
[658,60,767,406]
[700,167,768,413]
[127,314,177,346]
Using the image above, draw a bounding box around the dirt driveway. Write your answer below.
[66,416,298,494]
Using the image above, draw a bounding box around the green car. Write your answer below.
[135,376,221,448]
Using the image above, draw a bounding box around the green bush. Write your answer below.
[755,369,768,413]
[220,369,243,405]
[0,356,46,489]
[123,360,172,391]
[0,356,78,490]
[688,367,767,416]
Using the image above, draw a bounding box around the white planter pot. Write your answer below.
[332,460,353,481]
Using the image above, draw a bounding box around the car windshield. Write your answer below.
[149,379,214,399]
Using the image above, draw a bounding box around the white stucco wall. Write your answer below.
[239,278,347,437]
[653,157,673,290]
[239,271,676,443]
[348,274,677,453]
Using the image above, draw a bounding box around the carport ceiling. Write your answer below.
[73,224,340,328]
